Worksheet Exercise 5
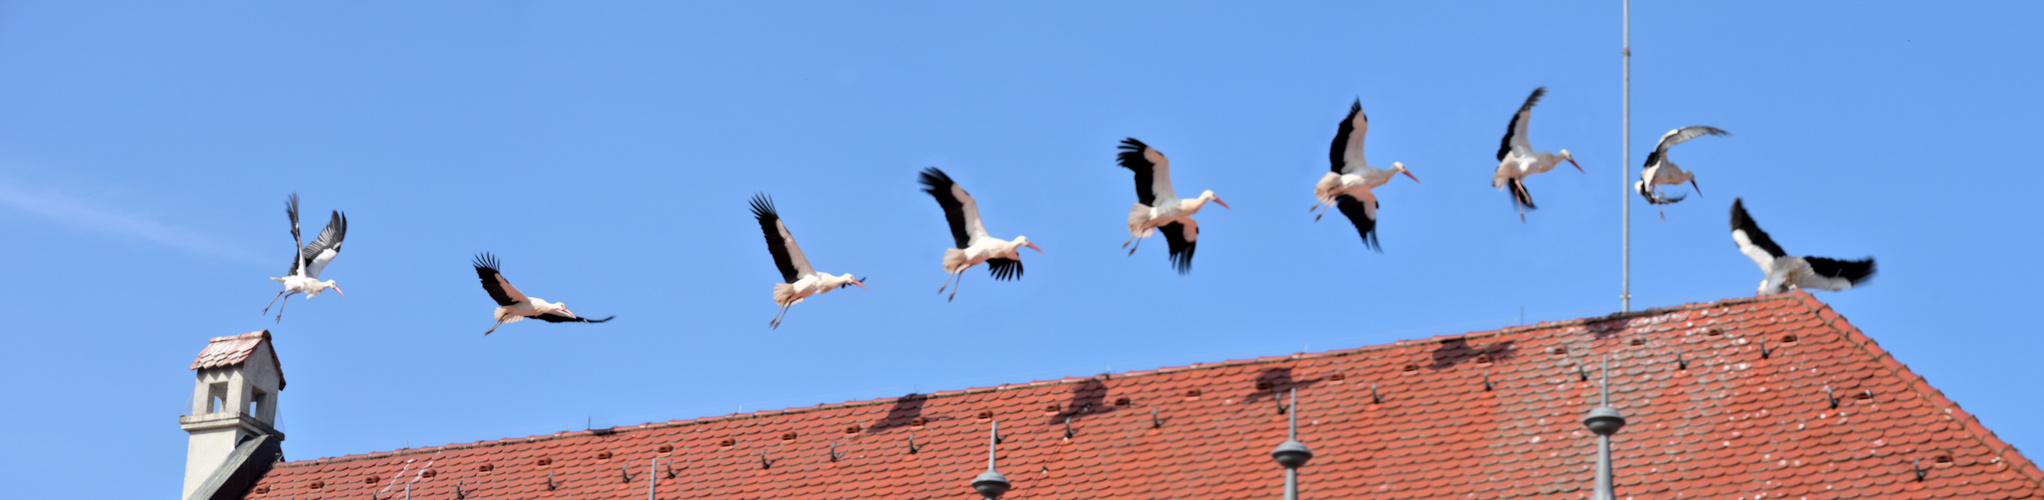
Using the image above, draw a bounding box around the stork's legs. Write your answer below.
[768,304,792,330]
[260,290,288,314]
[1654,187,1668,220]
[272,293,293,323]
[937,270,960,295]
[484,321,504,335]
[1126,235,1144,256]
[947,272,964,302]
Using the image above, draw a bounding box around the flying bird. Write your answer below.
[1492,87,1582,222]
[1729,199,1875,295]
[262,193,347,322]
[1117,138,1230,274]
[473,253,614,335]
[752,194,866,329]
[919,167,1042,302]
[1311,100,1419,251]
[1637,126,1729,218]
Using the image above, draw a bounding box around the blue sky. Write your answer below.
[3,2,2040,497]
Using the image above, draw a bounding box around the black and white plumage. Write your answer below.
[262,193,348,322]
[919,167,1041,302]
[1311,100,1419,251]
[472,253,614,335]
[1638,126,1728,218]
[1117,138,1229,274]
[1729,199,1876,295]
[751,194,865,329]
[1492,87,1582,222]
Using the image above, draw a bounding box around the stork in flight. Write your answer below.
[752,194,866,329]
[1116,138,1230,274]
[1311,100,1419,251]
[1729,199,1876,295]
[1492,87,1582,222]
[262,193,347,322]
[473,253,614,335]
[919,167,1042,302]
[1637,126,1728,219]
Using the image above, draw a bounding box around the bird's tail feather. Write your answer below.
[942,248,968,273]
[1127,203,1153,236]
[772,283,799,306]
[1636,181,1686,204]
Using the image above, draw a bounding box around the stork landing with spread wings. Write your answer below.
[1492,87,1582,222]
[752,194,866,329]
[1637,126,1728,218]
[919,167,1041,302]
[1116,138,1230,274]
[473,253,614,335]
[1729,199,1876,295]
[262,193,347,322]
[1311,100,1419,251]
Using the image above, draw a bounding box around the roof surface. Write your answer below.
[192,330,285,390]
[239,294,2042,499]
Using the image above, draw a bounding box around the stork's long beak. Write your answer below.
[1025,242,1044,253]
[1402,171,1421,184]
[560,307,575,318]
[1213,198,1232,210]
[1567,158,1584,173]
[1690,179,1704,197]
[331,286,345,296]
[851,280,869,290]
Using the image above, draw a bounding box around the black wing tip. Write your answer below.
[1116,138,1155,171]
[749,193,778,220]
[1638,183,1686,204]
[917,167,953,194]
[986,258,1024,281]
[1118,137,1148,151]
[585,315,617,323]
[473,252,501,271]
[1524,87,1547,109]
[1729,198,1752,230]
[1808,257,1877,285]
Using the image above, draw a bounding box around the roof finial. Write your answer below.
[971,421,1010,500]
[1582,355,1627,500]
[1270,389,1313,500]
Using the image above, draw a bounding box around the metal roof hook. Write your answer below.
[759,450,776,470]
[1913,458,1927,482]
[1275,392,1292,415]
[1062,416,1077,440]
[454,480,467,500]
[829,441,845,462]
[1371,382,1381,404]
[908,432,923,454]
[1483,368,1494,392]
[546,471,557,491]
[1150,407,1163,429]
[664,459,681,480]
[1759,335,1772,359]
[621,461,636,483]
[1677,347,1689,370]
[1826,386,1840,410]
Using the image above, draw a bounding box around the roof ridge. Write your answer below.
[1791,293,2044,489]
[273,294,1802,469]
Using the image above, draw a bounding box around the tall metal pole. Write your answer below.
[1621,0,1633,312]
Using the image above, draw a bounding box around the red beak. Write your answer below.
[1690,179,1704,197]
[1213,198,1232,210]
[331,287,345,296]
[1567,158,1584,173]
[1402,171,1421,184]
[851,280,869,290]
[1025,242,1044,253]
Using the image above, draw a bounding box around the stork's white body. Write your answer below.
[1636,126,1727,214]
[1492,152,1572,188]
[1729,198,1876,295]
[773,272,860,307]
[1489,88,1580,220]
[1127,194,1222,240]
[262,194,347,322]
[491,297,567,325]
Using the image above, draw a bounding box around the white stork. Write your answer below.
[262,193,347,322]
[1492,87,1582,222]
[473,253,614,335]
[1729,199,1876,295]
[1637,126,1728,219]
[751,194,866,329]
[919,167,1042,302]
[1116,138,1230,274]
[1311,100,1419,251]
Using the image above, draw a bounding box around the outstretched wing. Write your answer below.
[283,194,304,276]
[533,311,616,324]
[1160,219,1198,275]
[986,257,1023,280]
[473,252,527,307]
[1330,100,1368,174]
[297,211,347,279]
[1335,194,1381,252]
[1645,126,1728,168]
[1802,257,1876,290]
[918,167,988,249]
[1498,87,1545,162]
[1117,138,1176,205]
[751,194,813,283]
[1729,198,1788,271]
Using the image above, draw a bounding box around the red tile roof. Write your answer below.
[193,330,285,390]
[239,294,2042,499]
